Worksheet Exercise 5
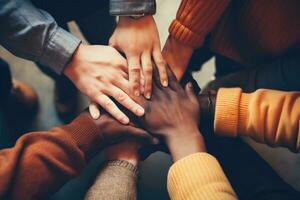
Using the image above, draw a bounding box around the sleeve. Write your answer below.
[0,114,102,200]
[214,88,300,152]
[167,153,237,200]
[203,50,300,93]
[84,160,138,200]
[169,0,230,49]
[0,0,81,74]
[109,0,156,16]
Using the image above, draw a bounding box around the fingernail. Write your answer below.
[122,117,129,124]
[136,107,145,116]
[162,80,168,87]
[145,92,151,99]
[91,112,99,119]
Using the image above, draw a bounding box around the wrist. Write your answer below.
[104,140,141,167]
[166,130,206,162]
[105,150,139,166]
[198,90,217,132]
[63,43,84,78]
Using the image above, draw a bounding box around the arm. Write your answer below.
[0,112,152,200]
[0,0,80,74]
[138,67,237,199]
[214,88,300,152]
[0,0,146,124]
[203,51,300,93]
[162,0,230,79]
[84,140,140,200]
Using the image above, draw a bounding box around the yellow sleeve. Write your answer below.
[214,88,300,152]
[167,153,237,200]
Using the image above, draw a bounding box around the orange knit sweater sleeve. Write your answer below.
[214,88,300,152]
[169,0,230,49]
[0,114,101,200]
[167,153,237,200]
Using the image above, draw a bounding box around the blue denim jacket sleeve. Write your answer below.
[110,0,156,16]
[0,0,81,74]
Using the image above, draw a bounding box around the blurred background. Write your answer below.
[0,0,299,199]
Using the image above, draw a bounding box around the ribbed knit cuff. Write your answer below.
[169,20,205,49]
[168,153,236,200]
[105,160,138,174]
[237,93,250,135]
[169,0,230,49]
[62,113,103,154]
[214,88,242,137]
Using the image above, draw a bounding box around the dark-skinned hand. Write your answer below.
[73,110,154,148]
[136,66,206,161]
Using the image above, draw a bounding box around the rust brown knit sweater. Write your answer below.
[0,113,102,200]
[169,0,300,66]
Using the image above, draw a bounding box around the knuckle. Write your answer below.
[157,60,166,67]
[102,100,113,110]
[129,65,141,72]
[127,44,137,52]
[144,66,153,74]
[116,92,126,102]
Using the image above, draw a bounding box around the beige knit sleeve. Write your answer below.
[84,160,138,200]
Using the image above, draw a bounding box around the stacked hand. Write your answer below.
[64,16,167,126]
[64,44,145,124]
[137,67,206,161]
[109,16,168,99]
[104,66,206,163]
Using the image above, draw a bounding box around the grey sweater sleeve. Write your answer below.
[84,160,138,200]
[0,0,81,74]
[110,0,156,16]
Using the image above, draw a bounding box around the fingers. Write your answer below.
[165,65,181,91]
[151,62,163,90]
[94,94,129,124]
[125,126,154,144]
[127,56,141,97]
[153,48,168,87]
[185,82,198,104]
[141,52,153,99]
[107,86,145,117]
[89,101,100,119]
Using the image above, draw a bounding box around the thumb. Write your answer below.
[185,82,198,104]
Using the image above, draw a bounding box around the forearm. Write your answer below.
[0,113,103,200]
[110,0,156,16]
[204,52,300,93]
[84,160,138,200]
[0,0,80,74]
[214,88,300,152]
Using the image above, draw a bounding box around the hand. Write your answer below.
[76,111,154,146]
[138,67,206,161]
[162,35,194,80]
[64,44,145,124]
[105,139,141,166]
[109,16,168,99]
